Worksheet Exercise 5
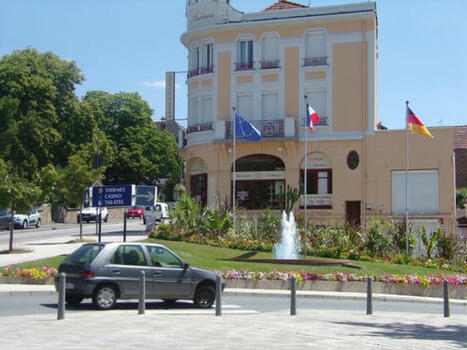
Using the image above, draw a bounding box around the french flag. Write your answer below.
[306,103,320,133]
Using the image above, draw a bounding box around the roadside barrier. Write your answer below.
[443,280,450,317]
[366,277,373,315]
[138,271,146,315]
[216,275,222,316]
[57,273,65,320]
[290,276,296,316]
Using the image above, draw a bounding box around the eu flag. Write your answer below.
[235,114,261,141]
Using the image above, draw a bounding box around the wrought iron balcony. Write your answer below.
[188,68,200,79]
[260,59,280,70]
[302,116,329,127]
[226,119,284,138]
[235,61,255,71]
[303,56,328,67]
[186,122,214,134]
[200,65,214,75]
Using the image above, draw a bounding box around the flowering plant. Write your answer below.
[1,266,58,281]
[212,269,466,288]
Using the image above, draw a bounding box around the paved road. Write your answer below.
[0,294,465,317]
[0,220,145,246]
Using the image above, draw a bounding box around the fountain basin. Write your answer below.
[222,258,361,269]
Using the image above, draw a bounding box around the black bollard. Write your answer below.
[57,273,66,320]
[443,280,450,318]
[123,211,127,242]
[138,271,146,315]
[366,276,373,315]
[216,275,222,316]
[98,213,102,243]
[290,276,296,316]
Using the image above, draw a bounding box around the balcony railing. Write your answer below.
[303,56,328,67]
[188,65,215,79]
[235,61,255,71]
[186,122,214,134]
[302,116,329,127]
[200,65,214,74]
[226,119,284,138]
[260,59,280,70]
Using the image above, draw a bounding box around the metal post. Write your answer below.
[215,275,222,317]
[123,211,127,242]
[232,108,237,233]
[366,276,373,315]
[304,96,308,260]
[57,273,66,320]
[138,271,146,315]
[98,213,102,243]
[405,101,410,256]
[290,276,296,316]
[443,280,450,318]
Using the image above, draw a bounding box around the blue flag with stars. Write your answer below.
[235,113,261,142]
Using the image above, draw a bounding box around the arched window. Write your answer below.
[233,154,285,210]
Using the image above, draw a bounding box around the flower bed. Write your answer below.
[214,269,467,287]
[0,266,57,282]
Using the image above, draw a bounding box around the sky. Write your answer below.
[0,0,466,130]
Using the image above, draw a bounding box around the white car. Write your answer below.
[143,203,170,225]
[77,207,109,223]
[14,209,41,229]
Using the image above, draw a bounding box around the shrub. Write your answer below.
[421,227,441,259]
[365,218,392,258]
[456,188,467,209]
[437,232,457,261]
[170,194,201,233]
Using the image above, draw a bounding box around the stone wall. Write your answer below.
[62,208,126,224]
[37,204,52,225]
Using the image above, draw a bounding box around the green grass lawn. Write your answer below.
[5,238,464,277]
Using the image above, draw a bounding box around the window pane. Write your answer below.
[248,40,253,62]
[111,245,147,266]
[147,246,183,268]
[236,180,284,210]
[306,33,326,57]
[67,244,103,265]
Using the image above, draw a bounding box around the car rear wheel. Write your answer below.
[93,285,117,310]
[22,220,27,229]
[77,216,81,224]
[66,295,83,307]
[36,219,41,228]
[103,215,108,223]
[194,285,215,309]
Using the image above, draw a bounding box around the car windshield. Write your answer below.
[66,244,104,264]
[0,210,9,216]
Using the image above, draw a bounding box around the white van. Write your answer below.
[143,202,170,225]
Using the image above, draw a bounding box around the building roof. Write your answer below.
[454,126,467,149]
[263,0,308,12]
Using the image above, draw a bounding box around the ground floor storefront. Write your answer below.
[181,128,456,232]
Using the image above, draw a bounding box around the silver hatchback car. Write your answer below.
[55,242,224,310]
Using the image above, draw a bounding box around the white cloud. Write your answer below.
[142,80,181,89]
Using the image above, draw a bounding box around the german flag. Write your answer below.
[407,107,433,138]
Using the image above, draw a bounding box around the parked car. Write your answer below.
[126,206,144,219]
[13,209,41,229]
[77,207,108,223]
[55,242,224,310]
[143,203,170,225]
[0,209,11,230]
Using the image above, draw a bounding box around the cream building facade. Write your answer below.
[180,0,456,231]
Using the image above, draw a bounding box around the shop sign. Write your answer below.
[301,153,331,169]
[233,171,285,181]
[300,194,332,207]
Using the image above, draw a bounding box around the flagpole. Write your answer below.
[232,107,237,233]
[304,95,308,259]
[405,100,409,255]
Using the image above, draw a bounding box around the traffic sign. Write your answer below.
[92,185,133,208]
[135,186,157,207]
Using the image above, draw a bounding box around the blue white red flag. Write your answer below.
[306,103,320,133]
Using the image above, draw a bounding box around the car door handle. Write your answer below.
[112,270,120,275]
[153,272,163,277]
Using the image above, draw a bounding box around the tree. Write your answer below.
[0,159,42,251]
[61,145,105,239]
[0,48,87,172]
[83,91,182,186]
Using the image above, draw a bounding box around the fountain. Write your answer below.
[274,211,300,259]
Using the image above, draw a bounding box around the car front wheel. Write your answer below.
[93,285,117,310]
[22,221,27,229]
[194,285,215,309]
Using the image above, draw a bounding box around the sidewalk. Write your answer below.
[1,307,465,349]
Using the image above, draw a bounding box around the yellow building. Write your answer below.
[180,0,456,231]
